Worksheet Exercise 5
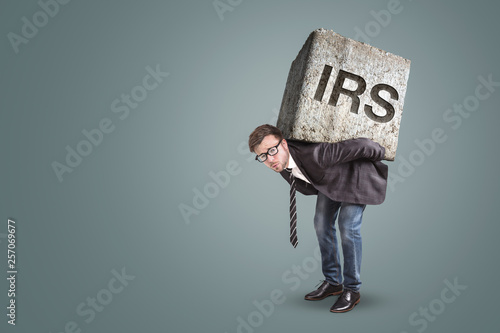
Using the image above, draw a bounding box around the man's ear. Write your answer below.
[282,138,288,149]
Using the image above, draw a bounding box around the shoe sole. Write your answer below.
[329,297,361,313]
[304,290,343,301]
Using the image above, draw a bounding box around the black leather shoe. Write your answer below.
[330,289,360,313]
[304,281,343,301]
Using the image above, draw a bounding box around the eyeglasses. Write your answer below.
[255,139,282,163]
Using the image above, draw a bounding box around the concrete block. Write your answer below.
[276,28,411,160]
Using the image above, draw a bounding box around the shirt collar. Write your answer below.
[287,153,297,169]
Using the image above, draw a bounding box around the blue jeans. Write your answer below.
[314,192,365,292]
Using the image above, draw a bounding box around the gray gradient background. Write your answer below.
[1,0,499,332]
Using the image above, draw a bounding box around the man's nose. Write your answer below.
[267,154,277,162]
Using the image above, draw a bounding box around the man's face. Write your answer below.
[254,135,290,173]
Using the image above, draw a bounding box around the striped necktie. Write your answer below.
[288,169,298,248]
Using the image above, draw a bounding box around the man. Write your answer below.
[248,124,388,313]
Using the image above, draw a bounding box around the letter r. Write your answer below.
[329,70,366,114]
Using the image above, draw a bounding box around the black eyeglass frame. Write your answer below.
[255,139,283,163]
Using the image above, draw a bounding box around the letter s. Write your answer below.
[442,108,462,130]
[364,83,398,123]
[409,311,427,333]
[111,99,129,120]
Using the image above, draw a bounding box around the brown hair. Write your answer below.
[248,124,283,153]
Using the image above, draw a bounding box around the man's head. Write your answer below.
[248,124,290,173]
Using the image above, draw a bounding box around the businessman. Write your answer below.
[248,124,388,313]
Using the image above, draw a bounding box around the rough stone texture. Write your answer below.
[276,29,411,160]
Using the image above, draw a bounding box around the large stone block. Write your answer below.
[276,28,411,160]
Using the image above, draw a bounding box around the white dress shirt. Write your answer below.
[287,154,310,184]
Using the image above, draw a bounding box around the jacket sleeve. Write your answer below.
[314,138,386,168]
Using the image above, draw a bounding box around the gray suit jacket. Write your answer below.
[280,138,388,205]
